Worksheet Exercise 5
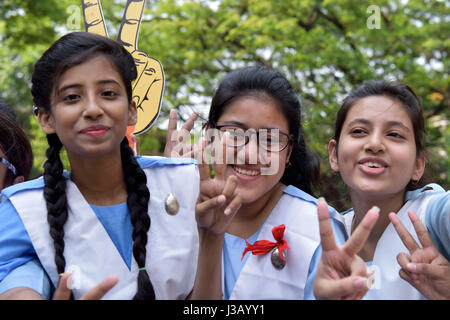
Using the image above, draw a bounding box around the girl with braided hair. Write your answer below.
[0,32,199,299]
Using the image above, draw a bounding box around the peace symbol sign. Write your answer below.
[82,0,164,136]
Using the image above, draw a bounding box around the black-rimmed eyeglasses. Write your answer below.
[0,157,18,176]
[212,123,293,152]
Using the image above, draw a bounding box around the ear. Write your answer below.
[328,139,339,172]
[128,101,137,126]
[13,175,25,185]
[38,110,56,134]
[285,142,293,165]
[411,151,426,182]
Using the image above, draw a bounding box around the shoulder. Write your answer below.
[136,156,197,169]
[1,176,45,199]
[137,156,199,184]
[422,186,449,258]
[405,183,446,202]
[138,156,200,205]
[281,185,344,231]
[283,185,342,220]
[283,185,320,206]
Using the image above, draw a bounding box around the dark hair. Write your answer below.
[334,80,427,190]
[208,66,320,195]
[31,32,154,299]
[0,101,33,186]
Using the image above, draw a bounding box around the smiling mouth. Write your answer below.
[231,165,261,176]
[363,162,383,168]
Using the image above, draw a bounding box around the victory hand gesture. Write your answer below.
[313,199,379,300]
[164,109,199,158]
[195,133,242,235]
[389,210,450,300]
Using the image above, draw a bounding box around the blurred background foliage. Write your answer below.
[0,0,448,211]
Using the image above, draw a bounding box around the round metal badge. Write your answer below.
[164,193,180,216]
[271,247,287,270]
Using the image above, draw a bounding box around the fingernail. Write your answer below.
[224,208,231,215]
[371,206,380,213]
[354,277,370,290]
[318,197,325,203]
[407,263,417,272]
[59,272,71,277]
[217,195,226,205]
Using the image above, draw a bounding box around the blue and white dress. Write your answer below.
[222,185,342,299]
[0,156,199,300]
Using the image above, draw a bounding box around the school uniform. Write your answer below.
[0,156,199,300]
[305,183,449,300]
[223,185,343,299]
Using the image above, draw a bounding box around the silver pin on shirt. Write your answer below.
[271,247,287,270]
[165,193,180,215]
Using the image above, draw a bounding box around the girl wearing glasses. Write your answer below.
[187,66,344,299]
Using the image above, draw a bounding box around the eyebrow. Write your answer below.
[218,121,282,130]
[347,118,411,132]
[57,79,122,94]
[219,121,247,127]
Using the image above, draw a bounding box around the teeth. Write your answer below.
[364,162,382,168]
[233,166,260,176]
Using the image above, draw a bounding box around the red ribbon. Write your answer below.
[241,224,290,261]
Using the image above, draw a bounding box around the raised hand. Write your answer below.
[195,133,242,235]
[82,0,164,135]
[313,199,379,300]
[53,273,118,300]
[164,109,199,158]
[389,210,450,300]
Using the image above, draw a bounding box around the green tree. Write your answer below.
[1,0,448,211]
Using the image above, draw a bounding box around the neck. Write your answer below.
[227,182,285,239]
[68,150,128,206]
[349,189,406,260]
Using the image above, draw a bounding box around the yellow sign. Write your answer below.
[82,0,164,136]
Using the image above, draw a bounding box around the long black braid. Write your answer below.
[120,137,155,300]
[43,133,68,276]
[42,135,155,299]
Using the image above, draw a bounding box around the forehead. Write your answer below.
[218,96,289,130]
[344,96,413,128]
[57,55,123,88]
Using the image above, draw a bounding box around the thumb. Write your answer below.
[52,273,73,300]
[315,276,370,300]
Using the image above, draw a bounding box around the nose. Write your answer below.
[364,133,385,153]
[83,95,104,120]
[243,132,260,165]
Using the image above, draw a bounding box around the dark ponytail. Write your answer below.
[120,137,155,300]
